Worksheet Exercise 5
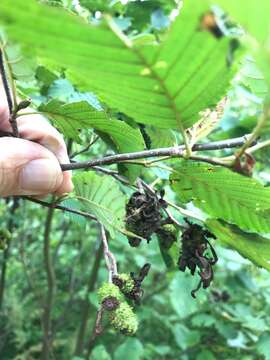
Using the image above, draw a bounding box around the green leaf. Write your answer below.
[212,0,270,87]
[169,272,204,318]
[36,65,58,87]
[172,324,201,350]
[146,126,176,148]
[4,43,36,81]
[114,338,144,360]
[256,333,270,360]
[240,57,269,99]
[91,345,112,360]
[196,350,216,360]
[192,314,215,328]
[39,100,145,180]
[206,219,270,271]
[73,172,126,237]
[170,162,270,233]
[61,199,87,226]
[0,0,241,130]
[158,240,178,270]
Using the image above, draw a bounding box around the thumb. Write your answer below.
[0,137,63,197]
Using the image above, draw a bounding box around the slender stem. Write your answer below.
[93,166,129,184]
[234,107,269,162]
[166,200,204,222]
[5,51,18,110]
[53,221,69,263]
[100,224,117,282]
[188,155,231,167]
[23,196,97,222]
[246,139,270,154]
[53,234,82,335]
[138,179,203,222]
[41,205,56,360]
[61,135,254,171]
[0,48,13,115]
[86,307,104,359]
[70,135,99,159]
[73,240,103,357]
[67,138,73,156]
[0,48,19,136]
[18,230,44,308]
[0,199,19,310]
[15,111,44,117]
[164,208,183,228]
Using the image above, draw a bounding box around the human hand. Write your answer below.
[0,85,73,197]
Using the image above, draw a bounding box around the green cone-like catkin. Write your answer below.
[98,283,125,303]
[117,273,135,293]
[110,302,138,335]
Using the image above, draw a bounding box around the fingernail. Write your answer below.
[20,159,60,192]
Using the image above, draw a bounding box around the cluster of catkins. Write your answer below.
[98,265,150,335]
[98,279,138,335]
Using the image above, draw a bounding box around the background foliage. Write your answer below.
[0,0,270,359]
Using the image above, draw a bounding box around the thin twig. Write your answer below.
[246,139,270,155]
[164,208,183,228]
[188,155,231,167]
[5,51,18,110]
[86,307,104,359]
[234,107,269,162]
[0,198,19,309]
[166,200,204,222]
[100,224,117,282]
[73,240,103,357]
[60,135,254,171]
[0,48,19,136]
[41,204,56,360]
[23,196,97,222]
[138,179,203,222]
[18,230,44,308]
[53,235,83,335]
[0,48,13,115]
[70,135,99,159]
[92,166,129,184]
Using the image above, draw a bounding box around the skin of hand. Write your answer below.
[0,83,73,197]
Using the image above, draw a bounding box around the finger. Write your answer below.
[17,115,73,193]
[0,86,73,193]
[0,137,67,197]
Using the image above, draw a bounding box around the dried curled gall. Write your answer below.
[178,219,218,298]
[125,188,170,247]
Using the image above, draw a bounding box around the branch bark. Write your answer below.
[73,240,103,357]
[0,48,19,137]
[24,196,97,222]
[60,135,253,171]
[41,205,56,360]
[0,198,19,310]
[0,49,13,114]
